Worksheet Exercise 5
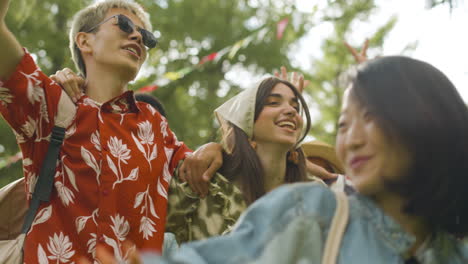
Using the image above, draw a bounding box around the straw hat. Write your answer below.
[301,140,344,173]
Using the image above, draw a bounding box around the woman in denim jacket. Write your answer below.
[150,56,468,264]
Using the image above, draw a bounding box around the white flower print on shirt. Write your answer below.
[107,136,139,189]
[160,117,169,138]
[13,129,26,143]
[55,181,75,206]
[81,146,101,184]
[163,147,174,182]
[108,136,131,163]
[162,162,172,185]
[45,232,75,263]
[157,177,168,200]
[82,97,104,123]
[21,69,42,104]
[139,216,156,240]
[54,156,79,207]
[21,115,37,139]
[26,171,38,200]
[110,214,130,242]
[82,97,100,109]
[75,209,99,234]
[22,157,38,199]
[171,131,183,147]
[39,92,49,124]
[132,121,157,170]
[65,123,76,139]
[37,244,48,264]
[87,233,97,259]
[146,104,156,115]
[90,131,101,151]
[137,121,154,145]
[23,157,33,167]
[21,70,50,141]
[102,214,132,262]
[62,157,78,191]
[134,185,159,239]
[102,235,129,262]
[0,86,13,107]
[29,205,52,235]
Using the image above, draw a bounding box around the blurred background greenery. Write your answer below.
[0,0,456,187]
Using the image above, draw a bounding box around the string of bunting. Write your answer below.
[0,18,291,170]
[137,17,290,93]
[0,151,22,170]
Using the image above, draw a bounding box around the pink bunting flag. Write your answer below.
[276,18,289,40]
[137,85,159,93]
[0,151,22,169]
[199,52,218,65]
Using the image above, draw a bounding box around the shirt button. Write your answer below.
[98,235,105,243]
[102,189,109,196]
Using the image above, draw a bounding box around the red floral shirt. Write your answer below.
[0,51,191,263]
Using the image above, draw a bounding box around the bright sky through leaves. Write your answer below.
[295,0,468,102]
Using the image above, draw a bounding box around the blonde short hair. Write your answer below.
[69,0,152,76]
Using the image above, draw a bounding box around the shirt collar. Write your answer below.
[101,90,140,113]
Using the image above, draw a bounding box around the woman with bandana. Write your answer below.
[165,76,316,244]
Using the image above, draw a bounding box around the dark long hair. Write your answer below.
[351,56,468,237]
[218,77,311,204]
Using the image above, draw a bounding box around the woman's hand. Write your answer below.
[306,159,338,180]
[50,68,85,103]
[274,66,310,93]
[344,39,369,64]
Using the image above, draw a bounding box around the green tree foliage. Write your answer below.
[427,0,459,9]
[0,0,399,187]
[303,0,397,144]
[0,0,312,186]
[134,0,312,148]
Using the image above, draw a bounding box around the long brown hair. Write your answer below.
[218,77,311,204]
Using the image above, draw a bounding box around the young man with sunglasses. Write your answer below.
[0,0,222,262]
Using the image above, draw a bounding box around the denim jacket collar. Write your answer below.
[354,194,416,255]
[354,193,463,263]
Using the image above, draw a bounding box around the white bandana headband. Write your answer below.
[215,77,309,145]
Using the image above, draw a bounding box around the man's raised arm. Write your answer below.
[0,0,25,79]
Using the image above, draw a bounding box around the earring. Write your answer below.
[249,140,257,150]
[287,150,299,164]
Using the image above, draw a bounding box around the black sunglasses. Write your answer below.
[85,14,158,49]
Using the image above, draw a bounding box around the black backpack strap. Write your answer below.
[21,126,65,234]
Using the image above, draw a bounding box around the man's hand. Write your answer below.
[50,68,85,103]
[274,66,310,93]
[344,39,369,64]
[306,160,338,181]
[178,142,223,198]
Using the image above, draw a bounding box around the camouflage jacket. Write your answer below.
[165,172,247,244]
[165,172,327,245]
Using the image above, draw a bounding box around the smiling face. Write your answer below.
[84,8,147,80]
[336,88,412,195]
[252,83,303,149]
